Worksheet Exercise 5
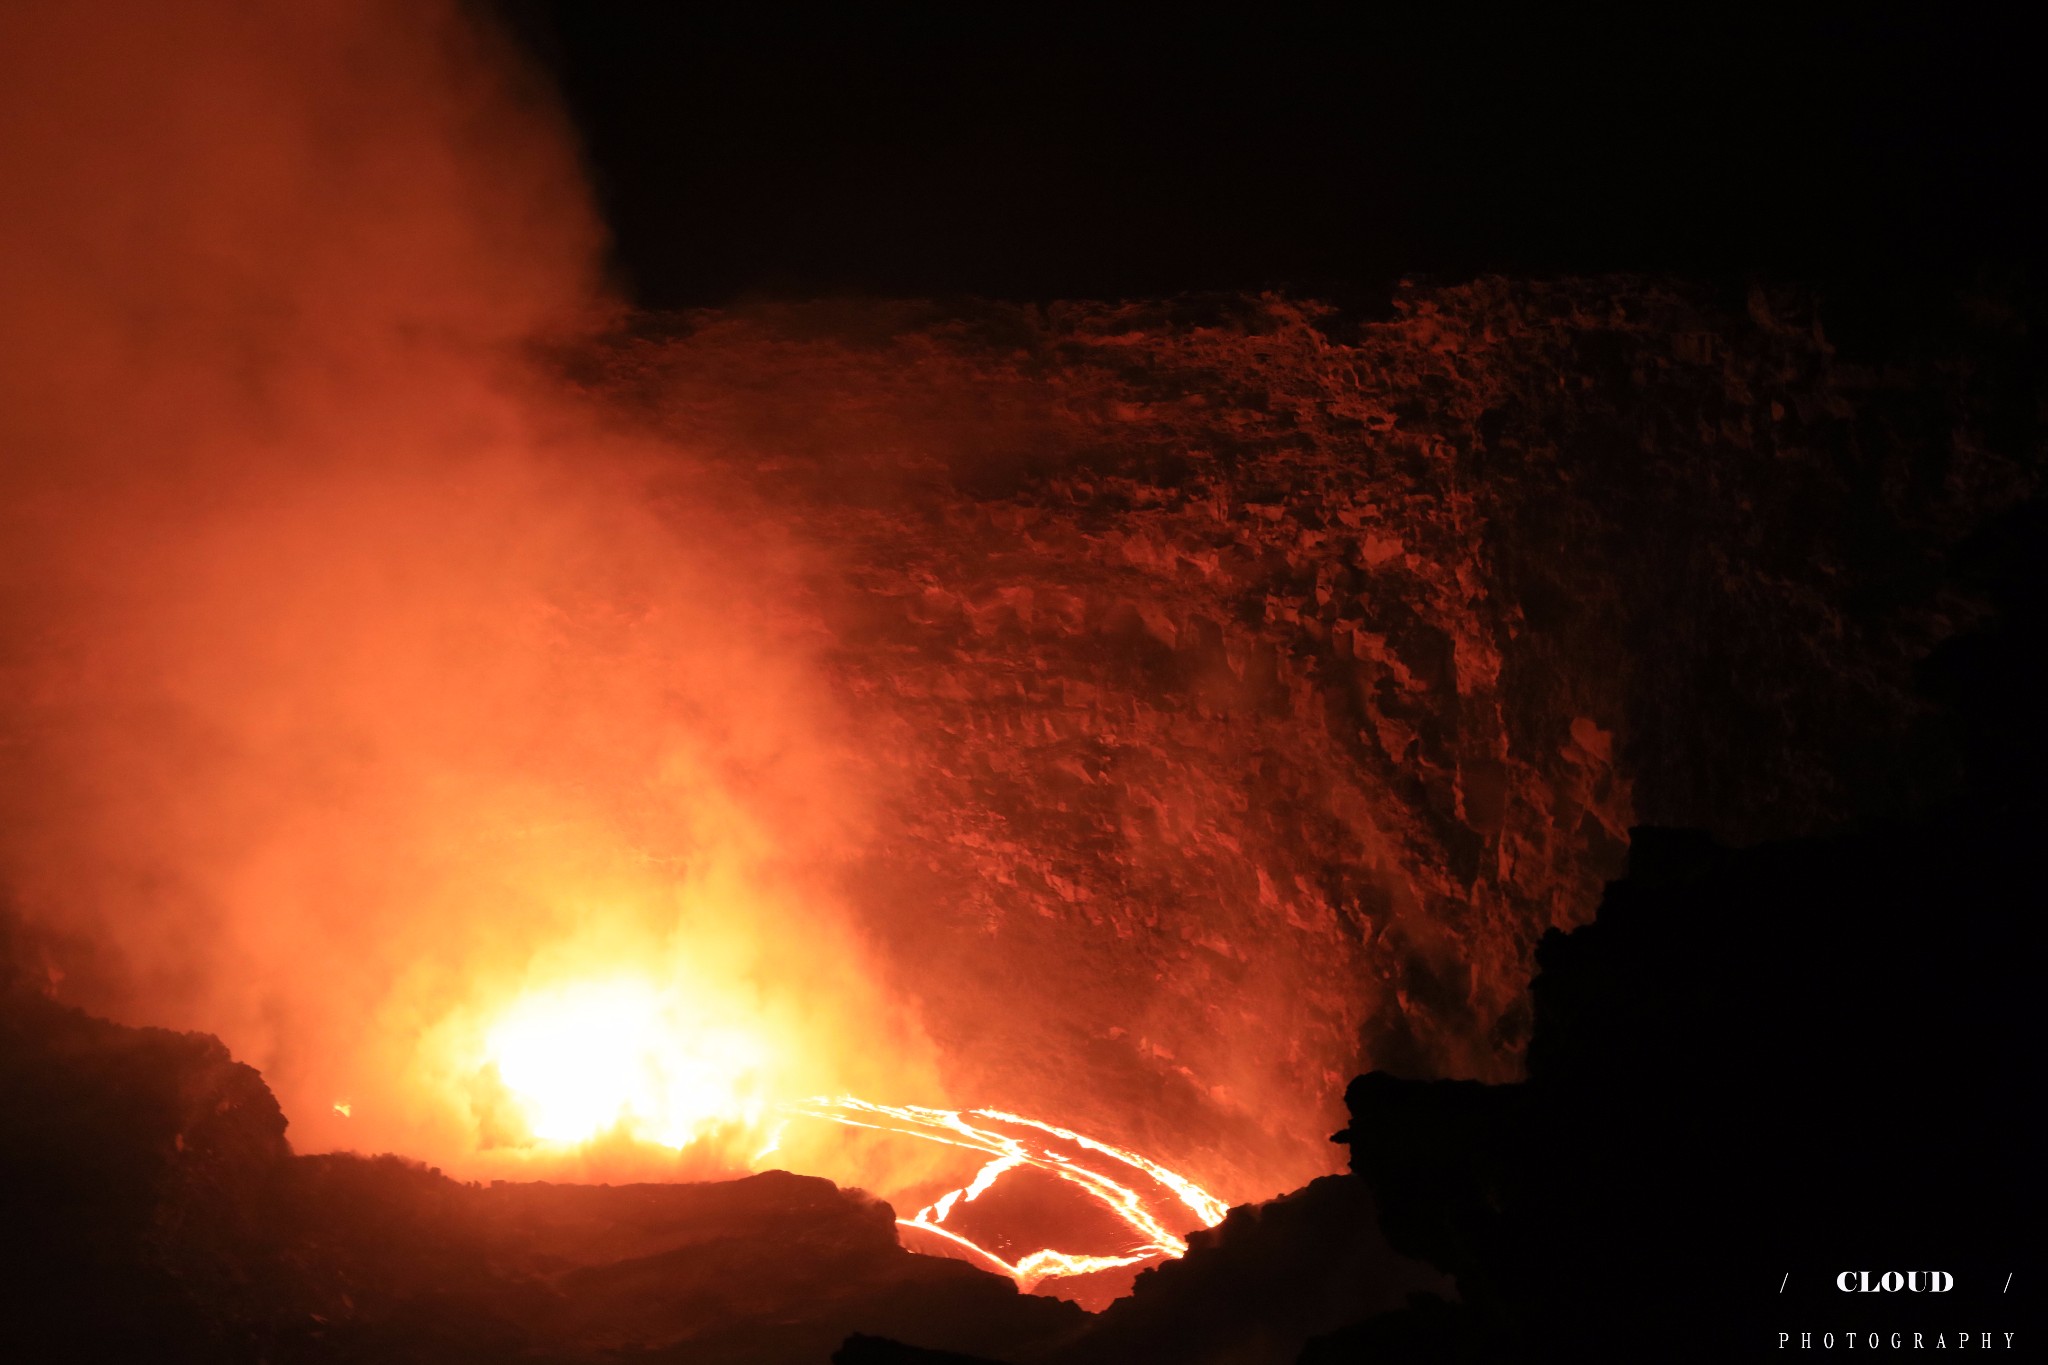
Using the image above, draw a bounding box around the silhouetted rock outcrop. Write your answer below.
[1048,1174,1447,1365]
[0,962,1086,1364]
[834,1334,1018,1365]
[0,968,290,1362]
[1309,502,2048,1360]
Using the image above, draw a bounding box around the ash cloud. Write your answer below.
[0,0,938,1176]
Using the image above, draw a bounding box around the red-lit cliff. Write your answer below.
[5,273,2036,1362]
[594,278,2033,1200]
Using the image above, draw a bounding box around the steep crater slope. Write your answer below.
[596,278,2039,1198]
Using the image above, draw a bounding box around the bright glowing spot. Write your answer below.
[483,978,772,1149]
[333,1101,351,1118]
[463,986,1230,1308]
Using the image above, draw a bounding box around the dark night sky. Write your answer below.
[498,4,2041,310]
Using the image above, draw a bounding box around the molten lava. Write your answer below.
[794,1098,1229,1298]
[468,983,1227,1307]
[480,977,771,1149]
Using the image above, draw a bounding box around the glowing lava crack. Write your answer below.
[460,981,1227,1301]
[790,1097,1228,1293]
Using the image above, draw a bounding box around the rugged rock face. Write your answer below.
[847,499,2048,1364]
[1046,1173,1447,1365]
[0,923,292,1360]
[0,956,1085,1364]
[1317,802,2043,1360]
[1308,509,2048,1361]
[597,278,2038,1197]
[3,277,2036,1362]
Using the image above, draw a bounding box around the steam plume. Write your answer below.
[0,0,938,1175]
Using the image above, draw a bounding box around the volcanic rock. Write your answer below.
[3,277,2040,1363]
[853,499,2045,1365]
[593,278,2040,1198]
[1046,1173,1448,1365]
[0,956,1086,1364]
[1307,507,2048,1359]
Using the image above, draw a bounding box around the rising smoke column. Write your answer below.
[0,0,940,1177]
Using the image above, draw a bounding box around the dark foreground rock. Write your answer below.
[834,1335,1017,1365]
[1305,505,2048,1361]
[0,964,1085,1365]
[1046,1174,1447,1365]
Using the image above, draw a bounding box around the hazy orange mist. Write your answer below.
[0,0,942,1183]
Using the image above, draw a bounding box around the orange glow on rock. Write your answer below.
[3,1,1363,1312]
[454,978,1233,1306]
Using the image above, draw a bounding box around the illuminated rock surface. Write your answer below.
[601,279,2034,1198]
[836,503,2048,1363]
[2,277,2038,1363]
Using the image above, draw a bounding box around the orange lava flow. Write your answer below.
[456,984,1228,1299]
[789,1097,1228,1292]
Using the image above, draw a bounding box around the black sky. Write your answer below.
[497,4,2041,310]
